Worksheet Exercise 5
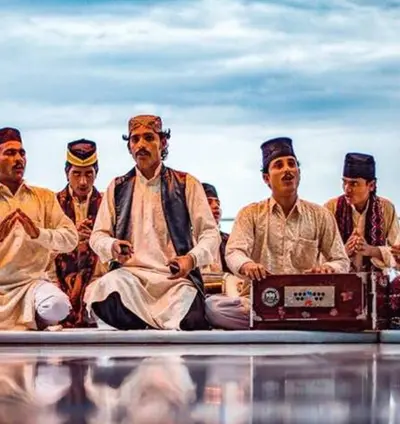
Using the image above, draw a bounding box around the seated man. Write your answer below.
[325,153,399,272]
[201,183,230,272]
[0,127,78,330]
[84,115,220,330]
[201,182,246,299]
[50,139,105,328]
[206,137,350,330]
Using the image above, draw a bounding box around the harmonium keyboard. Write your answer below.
[250,273,379,331]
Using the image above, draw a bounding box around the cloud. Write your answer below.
[1,0,400,225]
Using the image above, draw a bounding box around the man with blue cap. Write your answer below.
[206,137,349,330]
[325,152,399,272]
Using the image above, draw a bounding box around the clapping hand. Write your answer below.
[0,209,40,241]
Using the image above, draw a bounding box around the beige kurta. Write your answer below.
[0,183,78,330]
[226,197,350,291]
[85,165,220,329]
[324,196,400,271]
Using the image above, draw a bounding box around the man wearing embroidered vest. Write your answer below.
[324,153,400,272]
[84,115,220,330]
[50,140,105,328]
[206,137,350,330]
[0,127,78,330]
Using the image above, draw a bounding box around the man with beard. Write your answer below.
[84,115,220,330]
[50,139,105,328]
[0,127,78,330]
[325,153,399,272]
[205,137,350,330]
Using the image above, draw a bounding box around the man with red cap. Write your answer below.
[0,127,78,330]
[325,152,399,272]
[206,137,349,330]
[49,139,105,328]
[84,115,220,330]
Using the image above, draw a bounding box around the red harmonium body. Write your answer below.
[251,273,372,331]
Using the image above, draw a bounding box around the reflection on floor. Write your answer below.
[0,344,399,423]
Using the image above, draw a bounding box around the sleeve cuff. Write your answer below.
[100,237,118,263]
[33,227,51,249]
[371,246,395,270]
[229,257,255,276]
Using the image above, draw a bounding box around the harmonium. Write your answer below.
[202,272,227,295]
[250,273,380,331]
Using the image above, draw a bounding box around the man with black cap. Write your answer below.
[84,115,220,330]
[325,152,399,272]
[49,139,105,328]
[206,137,349,330]
[0,127,78,330]
[201,183,230,273]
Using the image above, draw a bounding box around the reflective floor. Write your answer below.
[1,344,400,423]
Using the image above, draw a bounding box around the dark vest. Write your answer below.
[113,165,204,295]
[219,231,230,273]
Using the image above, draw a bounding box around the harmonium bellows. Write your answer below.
[250,273,375,331]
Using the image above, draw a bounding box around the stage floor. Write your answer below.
[1,344,400,423]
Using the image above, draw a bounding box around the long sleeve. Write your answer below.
[89,179,118,263]
[318,208,350,273]
[34,191,78,253]
[225,204,256,276]
[186,175,221,268]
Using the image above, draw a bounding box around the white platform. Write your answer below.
[0,329,378,344]
[380,330,400,343]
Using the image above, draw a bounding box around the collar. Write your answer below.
[0,180,33,196]
[350,198,370,216]
[136,163,162,185]
[269,196,302,215]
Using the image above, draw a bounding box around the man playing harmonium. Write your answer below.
[0,127,78,330]
[206,137,350,330]
[84,115,220,330]
[49,139,105,328]
[325,153,400,272]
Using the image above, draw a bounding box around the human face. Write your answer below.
[0,141,26,186]
[67,165,96,199]
[129,126,163,176]
[342,177,375,208]
[207,197,221,224]
[263,155,300,197]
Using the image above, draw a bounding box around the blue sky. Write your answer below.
[1,0,399,229]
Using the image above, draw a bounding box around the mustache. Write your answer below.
[13,162,24,169]
[135,148,150,156]
[282,172,294,180]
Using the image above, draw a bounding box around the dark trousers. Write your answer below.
[92,291,209,331]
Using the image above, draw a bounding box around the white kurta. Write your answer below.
[0,183,78,330]
[226,197,350,277]
[85,165,220,329]
[205,197,350,330]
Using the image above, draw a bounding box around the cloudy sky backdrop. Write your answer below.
[1,0,399,230]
